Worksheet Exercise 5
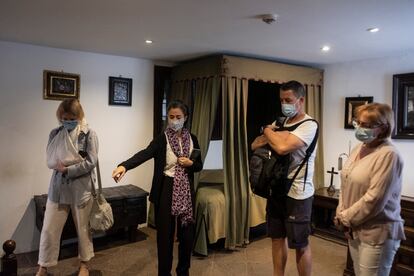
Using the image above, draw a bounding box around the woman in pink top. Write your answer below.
[336,103,405,276]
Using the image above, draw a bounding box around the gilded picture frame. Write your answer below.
[43,70,80,100]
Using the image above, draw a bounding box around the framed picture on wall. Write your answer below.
[109,76,132,106]
[392,73,414,139]
[43,70,80,100]
[344,96,373,129]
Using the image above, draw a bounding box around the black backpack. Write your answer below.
[249,119,319,199]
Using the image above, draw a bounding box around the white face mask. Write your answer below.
[168,118,185,131]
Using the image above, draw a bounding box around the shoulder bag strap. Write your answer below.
[82,131,102,197]
[95,160,102,194]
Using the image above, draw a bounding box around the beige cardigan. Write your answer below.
[336,141,406,245]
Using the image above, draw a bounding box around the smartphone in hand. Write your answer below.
[190,148,201,160]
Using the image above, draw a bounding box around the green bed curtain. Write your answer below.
[191,77,221,189]
[170,80,194,128]
[170,80,192,104]
[305,84,324,189]
[222,77,250,249]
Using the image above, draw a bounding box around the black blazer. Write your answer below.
[119,132,203,206]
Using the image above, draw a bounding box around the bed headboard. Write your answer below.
[199,169,224,184]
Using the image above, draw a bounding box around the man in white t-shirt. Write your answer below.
[251,80,318,276]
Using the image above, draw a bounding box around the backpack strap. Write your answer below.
[280,118,316,132]
[267,118,319,194]
[286,119,319,190]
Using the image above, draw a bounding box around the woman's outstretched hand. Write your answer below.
[112,166,126,183]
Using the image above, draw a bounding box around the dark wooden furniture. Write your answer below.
[312,188,414,276]
[34,184,149,242]
[1,240,17,276]
[391,196,414,276]
[312,188,346,245]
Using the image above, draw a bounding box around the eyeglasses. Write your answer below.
[352,119,383,129]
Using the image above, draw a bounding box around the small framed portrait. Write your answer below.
[392,73,414,139]
[43,70,80,100]
[344,96,374,129]
[109,76,132,106]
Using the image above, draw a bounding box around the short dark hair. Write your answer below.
[280,81,305,98]
[167,99,189,117]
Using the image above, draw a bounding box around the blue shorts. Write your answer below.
[266,196,313,249]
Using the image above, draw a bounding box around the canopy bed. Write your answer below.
[169,54,324,255]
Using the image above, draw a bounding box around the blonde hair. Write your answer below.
[355,102,394,139]
[56,99,85,121]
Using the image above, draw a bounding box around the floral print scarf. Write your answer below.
[165,127,193,226]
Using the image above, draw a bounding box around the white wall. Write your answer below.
[323,51,414,197]
[0,41,155,253]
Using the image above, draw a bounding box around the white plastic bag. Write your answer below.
[46,128,83,169]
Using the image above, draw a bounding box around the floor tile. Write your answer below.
[16,227,347,275]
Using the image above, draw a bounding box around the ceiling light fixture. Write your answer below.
[321,45,330,52]
[367,27,379,33]
[145,40,153,44]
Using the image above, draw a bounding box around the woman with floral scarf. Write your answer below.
[112,100,203,276]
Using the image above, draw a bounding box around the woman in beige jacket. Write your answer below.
[336,103,405,276]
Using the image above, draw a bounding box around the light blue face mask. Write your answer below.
[281,100,298,118]
[355,126,377,143]
[62,120,78,131]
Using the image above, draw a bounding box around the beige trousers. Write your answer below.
[38,199,94,267]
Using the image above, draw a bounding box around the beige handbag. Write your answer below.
[89,160,114,232]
